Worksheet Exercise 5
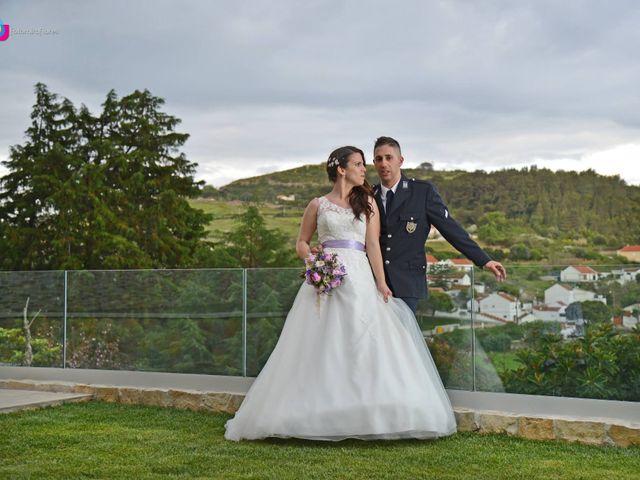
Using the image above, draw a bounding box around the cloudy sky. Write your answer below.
[1,0,640,186]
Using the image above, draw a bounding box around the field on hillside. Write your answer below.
[190,199,304,239]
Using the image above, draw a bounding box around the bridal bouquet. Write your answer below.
[302,252,347,295]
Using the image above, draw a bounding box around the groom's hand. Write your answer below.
[483,260,507,281]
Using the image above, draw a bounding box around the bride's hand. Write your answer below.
[376,281,393,303]
[310,244,323,254]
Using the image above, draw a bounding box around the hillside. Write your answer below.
[215,163,465,207]
[207,165,640,249]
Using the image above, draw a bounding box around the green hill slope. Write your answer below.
[209,165,640,248]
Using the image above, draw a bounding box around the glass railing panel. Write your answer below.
[66,269,244,375]
[418,268,474,390]
[472,264,640,402]
[245,268,300,376]
[0,270,65,368]
[2,261,636,404]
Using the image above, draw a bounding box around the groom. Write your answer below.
[372,136,506,313]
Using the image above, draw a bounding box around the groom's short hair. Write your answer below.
[374,136,402,155]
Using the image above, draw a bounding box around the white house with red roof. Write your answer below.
[544,283,606,306]
[622,303,640,328]
[617,267,640,285]
[532,304,567,322]
[427,272,471,288]
[617,245,640,262]
[443,258,474,272]
[467,292,521,322]
[560,265,599,283]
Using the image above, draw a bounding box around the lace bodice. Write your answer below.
[317,196,366,244]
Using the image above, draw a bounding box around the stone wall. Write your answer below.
[2,379,638,448]
[454,408,640,448]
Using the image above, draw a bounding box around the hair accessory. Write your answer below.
[327,156,340,168]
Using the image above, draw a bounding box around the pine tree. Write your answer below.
[215,206,297,268]
[0,84,213,270]
[0,84,80,269]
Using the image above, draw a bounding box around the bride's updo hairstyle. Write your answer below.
[326,146,374,221]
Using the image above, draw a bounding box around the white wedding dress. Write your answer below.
[224,196,457,441]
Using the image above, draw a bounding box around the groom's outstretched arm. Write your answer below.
[425,182,505,280]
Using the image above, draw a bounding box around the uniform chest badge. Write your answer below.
[406,221,417,233]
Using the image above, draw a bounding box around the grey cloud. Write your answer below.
[1,0,640,186]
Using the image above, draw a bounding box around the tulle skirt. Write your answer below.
[224,248,457,441]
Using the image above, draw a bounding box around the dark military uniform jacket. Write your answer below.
[373,174,491,299]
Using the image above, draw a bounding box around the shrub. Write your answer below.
[502,324,640,401]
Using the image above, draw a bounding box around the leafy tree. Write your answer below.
[0,83,213,270]
[0,327,61,366]
[475,323,523,352]
[521,320,561,349]
[201,185,219,198]
[580,301,611,324]
[566,300,610,325]
[212,206,297,268]
[424,291,454,316]
[479,332,512,352]
[477,212,513,245]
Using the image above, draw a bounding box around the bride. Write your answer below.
[224,146,457,441]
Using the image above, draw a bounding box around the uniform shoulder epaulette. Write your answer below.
[408,178,432,187]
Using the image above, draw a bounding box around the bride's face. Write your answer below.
[341,153,367,186]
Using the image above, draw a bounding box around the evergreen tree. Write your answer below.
[213,206,297,268]
[0,84,213,270]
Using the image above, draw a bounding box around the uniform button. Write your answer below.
[422,265,426,269]
[384,260,390,265]
[387,234,392,238]
[386,247,391,251]
[410,217,414,221]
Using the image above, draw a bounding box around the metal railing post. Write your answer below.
[470,267,476,391]
[63,270,68,369]
[242,269,247,377]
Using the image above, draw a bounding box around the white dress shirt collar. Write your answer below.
[380,180,400,200]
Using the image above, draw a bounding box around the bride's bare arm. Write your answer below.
[296,198,319,259]
[365,198,392,302]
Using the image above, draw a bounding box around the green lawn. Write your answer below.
[1,402,639,479]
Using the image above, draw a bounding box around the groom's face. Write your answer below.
[373,144,403,187]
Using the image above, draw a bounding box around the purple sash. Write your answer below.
[321,240,366,252]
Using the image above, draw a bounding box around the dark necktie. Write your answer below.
[385,190,394,214]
